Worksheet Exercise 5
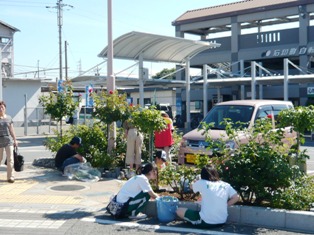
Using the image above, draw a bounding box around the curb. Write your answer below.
[142,201,314,233]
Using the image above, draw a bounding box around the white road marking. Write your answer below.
[0,218,65,229]
[81,217,243,235]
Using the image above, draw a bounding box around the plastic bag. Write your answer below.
[63,162,101,182]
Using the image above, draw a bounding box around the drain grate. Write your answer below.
[50,185,86,191]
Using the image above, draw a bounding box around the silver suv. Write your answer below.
[178,100,296,164]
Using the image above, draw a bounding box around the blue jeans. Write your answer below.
[61,157,80,172]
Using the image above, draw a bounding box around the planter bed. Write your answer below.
[142,201,314,234]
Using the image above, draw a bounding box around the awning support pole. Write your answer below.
[283,58,289,101]
[203,64,208,115]
[185,58,191,130]
[139,53,144,107]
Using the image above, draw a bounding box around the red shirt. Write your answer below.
[154,117,174,148]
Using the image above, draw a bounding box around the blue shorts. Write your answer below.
[61,157,80,172]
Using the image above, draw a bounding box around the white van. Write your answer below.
[178,100,296,164]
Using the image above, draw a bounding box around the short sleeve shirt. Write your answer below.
[0,115,13,148]
[116,174,153,203]
[55,144,77,168]
[193,179,237,224]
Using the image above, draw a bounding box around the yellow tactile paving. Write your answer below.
[0,180,37,195]
[0,177,82,205]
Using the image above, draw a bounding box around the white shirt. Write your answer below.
[193,179,237,224]
[116,174,152,203]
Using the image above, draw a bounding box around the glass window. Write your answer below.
[255,105,273,121]
[203,105,254,129]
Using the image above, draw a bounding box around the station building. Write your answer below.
[172,0,314,118]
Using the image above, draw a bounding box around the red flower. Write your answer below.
[109,90,113,94]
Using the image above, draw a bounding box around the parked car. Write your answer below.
[178,100,296,164]
[78,106,95,125]
[190,111,203,129]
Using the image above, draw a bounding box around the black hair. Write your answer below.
[201,166,220,182]
[0,101,6,108]
[140,163,155,175]
[155,150,162,159]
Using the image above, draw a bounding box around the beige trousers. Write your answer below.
[125,129,143,165]
[0,145,14,180]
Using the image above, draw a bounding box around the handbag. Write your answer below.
[13,147,24,172]
[4,146,24,172]
[106,195,129,219]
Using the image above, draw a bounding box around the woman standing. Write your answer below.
[123,119,143,177]
[0,101,18,183]
[115,163,159,219]
[154,112,174,163]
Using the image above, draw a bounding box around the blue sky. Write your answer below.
[1,0,236,80]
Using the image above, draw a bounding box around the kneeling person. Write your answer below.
[55,136,85,173]
[115,163,159,219]
[176,166,239,228]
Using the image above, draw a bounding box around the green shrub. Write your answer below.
[205,118,303,205]
[170,129,183,162]
[159,164,198,200]
[271,175,314,211]
[44,123,127,169]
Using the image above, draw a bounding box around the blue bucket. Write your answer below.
[156,196,179,223]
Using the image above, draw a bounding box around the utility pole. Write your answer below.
[65,41,68,80]
[46,0,73,81]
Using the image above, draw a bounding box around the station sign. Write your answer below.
[307,87,314,97]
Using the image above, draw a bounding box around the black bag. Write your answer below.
[66,116,73,124]
[106,195,129,219]
[4,147,24,172]
[13,147,24,172]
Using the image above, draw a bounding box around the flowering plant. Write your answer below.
[93,90,132,124]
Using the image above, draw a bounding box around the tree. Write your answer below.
[93,90,131,125]
[130,107,166,162]
[152,68,176,80]
[93,90,132,153]
[39,81,79,137]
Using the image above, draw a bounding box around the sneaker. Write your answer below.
[128,213,147,220]
[7,178,15,183]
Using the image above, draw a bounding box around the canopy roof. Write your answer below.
[71,75,186,89]
[98,31,220,63]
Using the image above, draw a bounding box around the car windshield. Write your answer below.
[80,107,93,115]
[201,105,254,129]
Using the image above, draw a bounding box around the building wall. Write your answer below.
[0,23,16,78]
[3,79,42,126]
[129,89,177,115]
